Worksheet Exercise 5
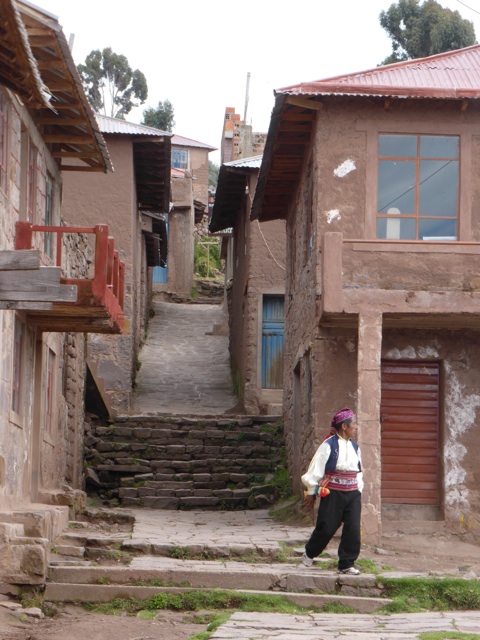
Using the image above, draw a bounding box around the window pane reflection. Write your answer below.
[419,160,458,217]
[420,135,459,159]
[378,160,415,213]
[377,217,416,240]
[379,135,417,157]
[419,218,457,240]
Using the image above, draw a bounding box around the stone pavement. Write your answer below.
[128,508,311,555]
[132,299,237,415]
[125,508,480,575]
[211,611,480,639]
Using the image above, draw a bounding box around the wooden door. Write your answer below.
[381,361,440,505]
[261,295,284,389]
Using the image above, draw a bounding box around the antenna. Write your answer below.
[243,72,251,122]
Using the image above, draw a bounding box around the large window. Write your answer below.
[377,134,459,241]
[171,148,188,170]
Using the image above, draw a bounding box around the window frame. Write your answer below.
[377,133,460,241]
[171,148,189,170]
[10,315,27,427]
[360,120,472,241]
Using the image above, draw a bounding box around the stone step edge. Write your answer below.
[47,564,381,593]
[43,583,388,613]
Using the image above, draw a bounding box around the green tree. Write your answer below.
[380,0,476,65]
[142,99,175,132]
[77,47,148,118]
[208,161,219,189]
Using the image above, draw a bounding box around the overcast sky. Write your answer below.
[36,0,480,164]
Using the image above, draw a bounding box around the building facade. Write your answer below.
[252,46,480,542]
[0,0,122,583]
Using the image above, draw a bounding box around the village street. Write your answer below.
[2,298,480,640]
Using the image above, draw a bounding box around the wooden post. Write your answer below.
[92,225,109,299]
[15,221,33,250]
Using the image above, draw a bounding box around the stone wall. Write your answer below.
[84,416,286,510]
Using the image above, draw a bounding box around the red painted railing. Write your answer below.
[15,221,124,328]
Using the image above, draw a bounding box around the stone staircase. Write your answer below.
[84,416,285,509]
[47,512,390,613]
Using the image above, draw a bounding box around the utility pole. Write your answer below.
[243,72,251,123]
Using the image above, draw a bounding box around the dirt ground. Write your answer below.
[0,605,201,640]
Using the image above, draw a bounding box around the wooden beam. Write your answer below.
[43,134,94,144]
[0,250,41,271]
[60,165,106,172]
[0,267,77,299]
[53,151,102,159]
[37,117,88,126]
[282,111,316,121]
[0,301,53,311]
[285,96,324,110]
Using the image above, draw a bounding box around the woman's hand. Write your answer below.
[304,494,316,509]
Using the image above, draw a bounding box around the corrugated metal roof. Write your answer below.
[172,134,216,151]
[224,155,262,169]
[278,44,480,99]
[209,156,260,233]
[96,114,172,137]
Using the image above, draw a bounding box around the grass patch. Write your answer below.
[419,634,480,640]
[356,558,382,575]
[269,496,313,526]
[379,577,480,613]
[137,609,157,620]
[168,545,191,559]
[84,589,322,616]
[188,613,231,640]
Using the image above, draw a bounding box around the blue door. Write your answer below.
[261,295,284,388]
[152,220,168,283]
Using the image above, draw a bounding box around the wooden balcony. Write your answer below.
[319,232,480,329]
[15,222,124,334]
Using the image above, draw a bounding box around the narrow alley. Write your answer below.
[132,298,238,416]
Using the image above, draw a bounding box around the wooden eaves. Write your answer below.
[250,94,318,223]
[16,0,111,173]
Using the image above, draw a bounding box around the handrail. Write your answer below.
[15,221,124,311]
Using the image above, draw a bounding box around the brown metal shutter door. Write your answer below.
[381,361,439,505]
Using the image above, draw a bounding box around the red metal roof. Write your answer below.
[278,45,480,100]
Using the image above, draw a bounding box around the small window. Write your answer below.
[45,348,56,434]
[0,89,7,192]
[171,148,188,170]
[377,134,459,241]
[27,141,38,222]
[44,173,54,258]
[12,317,24,415]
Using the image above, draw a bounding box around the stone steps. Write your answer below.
[84,416,285,509]
[46,558,391,613]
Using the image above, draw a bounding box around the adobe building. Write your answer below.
[209,108,285,414]
[252,46,480,543]
[152,134,215,296]
[62,116,171,414]
[0,0,123,583]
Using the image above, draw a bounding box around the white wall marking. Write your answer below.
[334,159,356,178]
